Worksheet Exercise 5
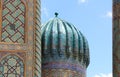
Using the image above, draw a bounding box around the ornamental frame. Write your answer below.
[0,0,28,44]
[0,53,26,77]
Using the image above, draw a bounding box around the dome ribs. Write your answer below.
[41,17,90,68]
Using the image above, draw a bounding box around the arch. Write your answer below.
[0,54,24,77]
[1,0,27,43]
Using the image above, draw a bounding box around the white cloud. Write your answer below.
[106,11,112,18]
[41,7,49,17]
[94,73,112,77]
[78,0,87,3]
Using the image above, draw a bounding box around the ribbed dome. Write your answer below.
[42,15,90,67]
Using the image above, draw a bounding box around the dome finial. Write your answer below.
[55,12,58,17]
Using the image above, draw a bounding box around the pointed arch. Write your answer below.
[0,0,27,43]
[0,54,24,77]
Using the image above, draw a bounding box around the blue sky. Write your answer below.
[41,0,112,77]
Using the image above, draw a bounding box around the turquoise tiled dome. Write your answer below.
[42,14,90,67]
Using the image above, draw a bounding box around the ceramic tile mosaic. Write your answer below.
[0,54,24,77]
[1,0,25,43]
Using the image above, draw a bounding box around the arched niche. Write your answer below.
[0,54,24,77]
[0,0,27,43]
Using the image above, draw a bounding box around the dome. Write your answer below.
[42,13,90,68]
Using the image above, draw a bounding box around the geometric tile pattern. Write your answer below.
[42,62,86,74]
[0,0,41,77]
[42,62,86,77]
[0,54,24,77]
[1,0,25,43]
[42,69,85,77]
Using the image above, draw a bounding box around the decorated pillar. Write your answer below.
[34,0,41,77]
[113,0,120,77]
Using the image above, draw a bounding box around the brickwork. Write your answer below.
[113,1,120,77]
